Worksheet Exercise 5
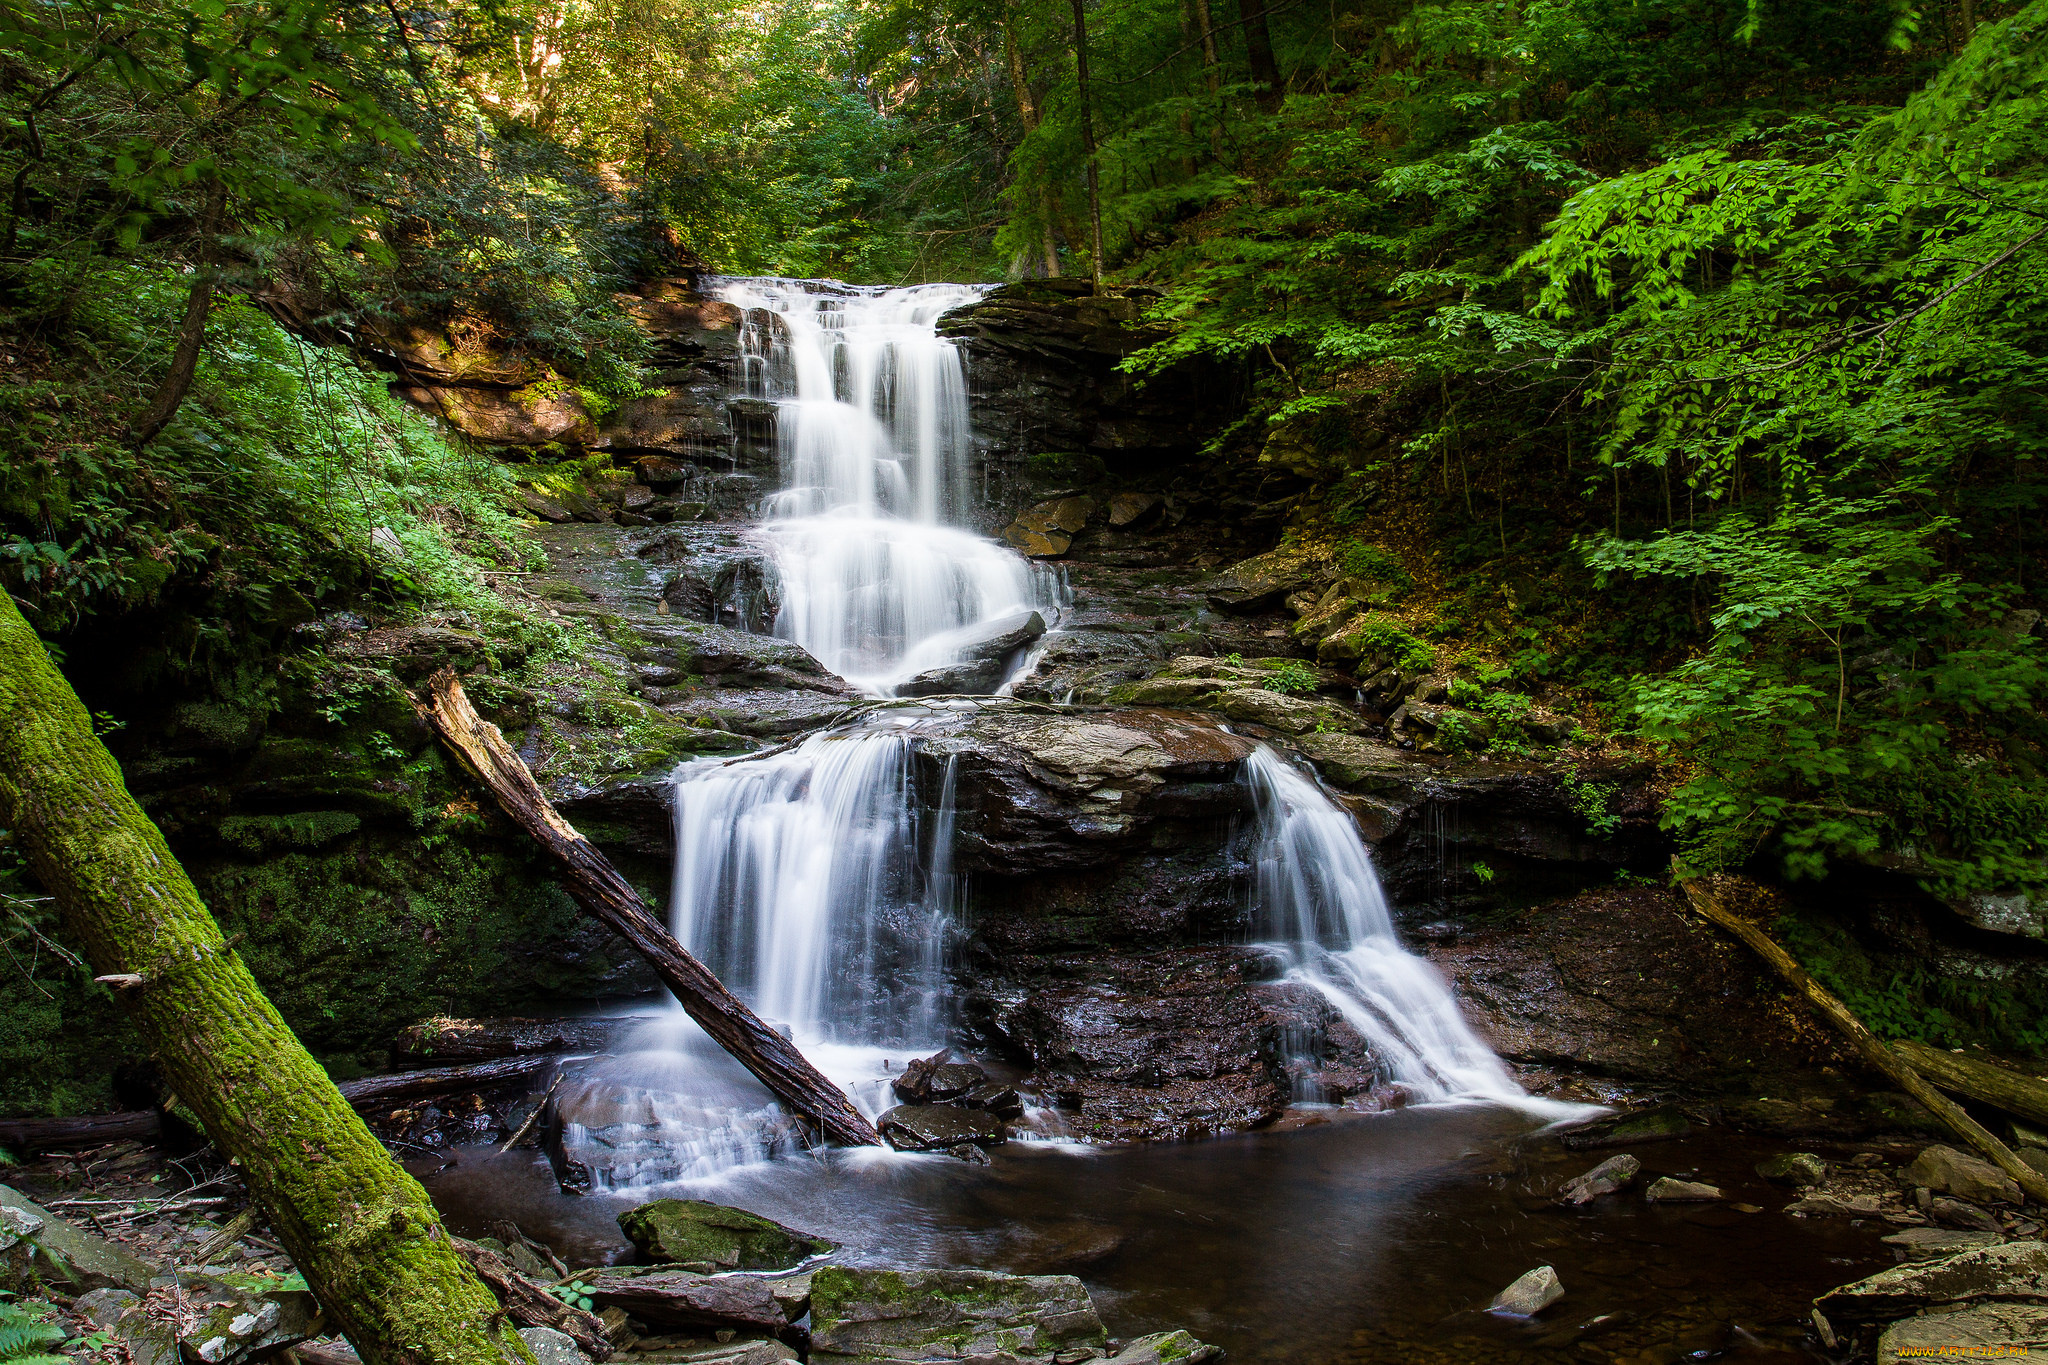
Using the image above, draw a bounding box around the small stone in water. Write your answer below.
[1490,1266,1564,1315]
[1755,1152,1827,1187]
[949,1143,992,1165]
[1557,1154,1640,1205]
[1645,1178,1722,1202]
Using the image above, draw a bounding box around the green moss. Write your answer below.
[218,811,362,855]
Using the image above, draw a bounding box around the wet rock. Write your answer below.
[617,1199,836,1272]
[896,610,1048,696]
[1881,1227,2005,1260]
[807,1266,1107,1364]
[1645,1177,1723,1202]
[949,1142,992,1165]
[522,489,579,523]
[0,1185,156,1293]
[1560,1105,1693,1151]
[1877,1304,2048,1365]
[1490,1266,1565,1315]
[1815,1240,2048,1321]
[1788,1193,1888,1216]
[1756,1152,1828,1187]
[962,1081,1025,1116]
[1931,1197,2004,1233]
[518,1328,587,1365]
[877,1104,1006,1151]
[1905,1145,2023,1205]
[581,1268,790,1336]
[1558,1154,1641,1205]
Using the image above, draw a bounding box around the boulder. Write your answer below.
[895,611,1048,697]
[0,1185,156,1293]
[1004,499,1094,558]
[1489,1266,1564,1315]
[521,489,578,523]
[806,1266,1107,1363]
[115,1278,322,1365]
[74,1288,139,1329]
[1904,1145,2023,1205]
[1107,493,1162,528]
[1877,1303,2048,1364]
[1815,1240,2048,1322]
[616,1199,836,1272]
[877,1104,1006,1151]
[581,1268,789,1335]
[1756,1152,1828,1187]
[1645,1178,1723,1202]
[1558,1154,1641,1205]
[1880,1228,2005,1260]
[1560,1106,1693,1151]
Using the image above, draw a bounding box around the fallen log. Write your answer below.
[396,1016,631,1067]
[0,1110,162,1149]
[412,668,882,1148]
[454,1237,613,1361]
[339,1055,554,1107]
[1893,1039,2048,1131]
[1677,870,2048,1205]
[1,1057,557,1151]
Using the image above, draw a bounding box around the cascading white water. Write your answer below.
[716,277,1062,694]
[576,279,1554,1190]
[1244,747,1570,1112]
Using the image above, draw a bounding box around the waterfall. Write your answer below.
[567,278,1550,1191]
[714,277,1062,694]
[1244,747,1548,1108]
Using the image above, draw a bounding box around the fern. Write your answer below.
[0,1299,68,1365]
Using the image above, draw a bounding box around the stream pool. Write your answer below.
[419,1102,1892,1364]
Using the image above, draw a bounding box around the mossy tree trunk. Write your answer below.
[0,590,533,1365]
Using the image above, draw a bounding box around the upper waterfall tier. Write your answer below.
[712,277,1063,695]
[718,278,985,524]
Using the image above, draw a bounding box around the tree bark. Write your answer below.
[453,1238,612,1359]
[1894,1039,2048,1130]
[1677,871,2048,1204]
[0,1057,567,1151]
[0,590,532,1365]
[129,179,227,450]
[1238,0,1284,112]
[412,669,883,1149]
[395,1016,630,1068]
[1070,0,1108,287]
[1004,10,1064,277]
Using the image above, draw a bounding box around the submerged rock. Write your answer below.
[1489,1266,1565,1315]
[1560,1106,1693,1151]
[1104,1332,1222,1364]
[807,1266,1107,1363]
[617,1199,836,1272]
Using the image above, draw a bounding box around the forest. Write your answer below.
[1,0,2046,1357]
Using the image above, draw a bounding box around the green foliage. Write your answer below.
[1777,912,2048,1052]
[1262,660,1320,695]
[1341,616,1436,673]
[1560,772,1621,838]
[1338,542,1413,592]
[548,1281,598,1313]
[0,1297,67,1365]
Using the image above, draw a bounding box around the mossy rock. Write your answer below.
[617,1199,835,1271]
[807,1265,1106,1364]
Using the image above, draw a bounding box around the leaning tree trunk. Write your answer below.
[0,590,532,1365]
[412,669,884,1148]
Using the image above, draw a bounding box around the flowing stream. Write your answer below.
[551,276,1548,1192]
